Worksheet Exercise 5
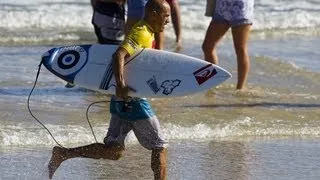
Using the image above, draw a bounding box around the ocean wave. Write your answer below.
[1,0,320,45]
[2,120,320,147]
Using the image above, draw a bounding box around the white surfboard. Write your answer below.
[41,44,231,97]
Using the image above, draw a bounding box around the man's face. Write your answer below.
[155,3,170,32]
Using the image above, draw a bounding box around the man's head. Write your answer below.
[144,0,171,33]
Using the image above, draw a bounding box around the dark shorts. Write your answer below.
[92,2,125,44]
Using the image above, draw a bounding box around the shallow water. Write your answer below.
[1,138,320,180]
[1,0,320,179]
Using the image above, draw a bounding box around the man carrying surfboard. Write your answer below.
[48,0,171,179]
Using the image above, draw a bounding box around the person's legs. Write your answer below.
[231,24,251,90]
[167,0,181,49]
[151,148,168,180]
[48,143,124,179]
[48,113,130,179]
[202,22,229,64]
[132,113,168,180]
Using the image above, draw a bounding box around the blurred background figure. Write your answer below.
[66,0,126,88]
[125,0,149,34]
[91,0,126,44]
[202,0,254,90]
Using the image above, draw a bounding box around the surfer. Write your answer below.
[48,0,171,180]
[202,0,254,90]
[126,0,180,50]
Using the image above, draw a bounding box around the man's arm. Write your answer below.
[112,47,134,98]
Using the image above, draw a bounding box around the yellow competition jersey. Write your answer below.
[121,20,156,55]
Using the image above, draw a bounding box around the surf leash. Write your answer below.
[85,100,110,143]
[28,59,113,147]
[27,60,65,148]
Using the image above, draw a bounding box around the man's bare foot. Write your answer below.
[48,146,67,179]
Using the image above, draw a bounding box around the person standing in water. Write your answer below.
[202,0,254,90]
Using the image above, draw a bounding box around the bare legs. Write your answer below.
[168,0,182,51]
[202,22,229,64]
[48,143,124,179]
[151,148,168,180]
[202,22,252,89]
[232,25,251,89]
[155,0,182,50]
[48,144,168,180]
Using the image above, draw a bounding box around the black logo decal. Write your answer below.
[57,50,80,69]
[147,76,160,94]
[160,79,181,95]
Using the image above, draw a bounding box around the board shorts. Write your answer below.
[212,0,254,27]
[92,2,125,44]
[127,0,149,19]
[104,96,167,150]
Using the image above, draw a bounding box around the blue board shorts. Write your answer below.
[104,96,167,150]
[127,0,149,19]
[212,0,254,27]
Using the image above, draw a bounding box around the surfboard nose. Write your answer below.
[224,68,232,79]
[41,50,51,68]
[216,65,232,80]
[41,46,90,84]
[41,48,74,83]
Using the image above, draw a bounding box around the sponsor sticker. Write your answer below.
[193,64,217,85]
[147,76,160,94]
[147,76,181,95]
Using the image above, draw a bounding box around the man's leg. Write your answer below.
[202,22,229,64]
[167,0,182,51]
[151,148,168,180]
[48,143,124,179]
[231,24,251,90]
[48,112,129,179]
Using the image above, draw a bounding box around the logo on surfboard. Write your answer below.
[161,80,181,95]
[52,46,88,76]
[193,64,217,85]
[147,76,181,95]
